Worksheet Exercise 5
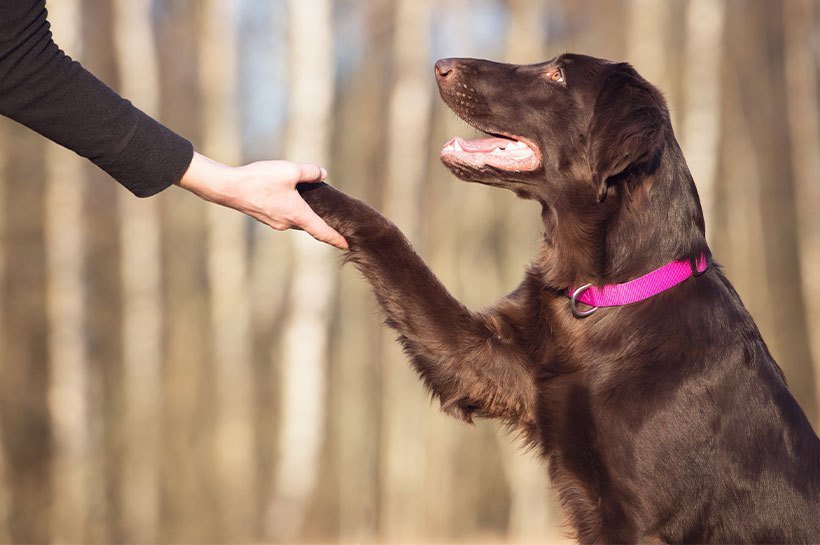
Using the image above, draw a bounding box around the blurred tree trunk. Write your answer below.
[0,119,8,545]
[240,2,292,536]
[784,0,820,424]
[45,122,90,545]
[561,0,627,58]
[328,1,394,541]
[0,88,51,545]
[713,26,774,359]
[506,0,548,62]
[421,2,507,539]
[112,0,164,541]
[45,2,91,542]
[199,0,256,539]
[384,0,432,243]
[266,0,336,539]
[625,0,684,128]
[626,0,672,90]
[499,1,557,541]
[681,0,725,240]
[78,2,124,540]
[379,0,436,541]
[442,2,515,537]
[723,0,817,418]
[152,1,218,542]
[0,424,7,544]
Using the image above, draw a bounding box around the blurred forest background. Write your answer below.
[0,0,819,543]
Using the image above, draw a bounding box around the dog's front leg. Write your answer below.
[299,183,536,429]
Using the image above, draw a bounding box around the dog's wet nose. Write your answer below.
[435,58,456,79]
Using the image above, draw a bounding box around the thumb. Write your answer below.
[298,163,328,183]
[295,206,348,250]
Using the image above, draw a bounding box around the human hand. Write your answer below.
[176,152,348,249]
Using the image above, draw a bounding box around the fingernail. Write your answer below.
[320,168,328,179]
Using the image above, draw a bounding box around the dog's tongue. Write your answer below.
[451,136,516,152]
[441,134,540,171]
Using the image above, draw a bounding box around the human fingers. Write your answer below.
[291,201,348,249]
[297,163,328,183]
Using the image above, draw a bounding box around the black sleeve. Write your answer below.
[0,1,194,198]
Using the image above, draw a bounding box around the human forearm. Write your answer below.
[0,1,193,197]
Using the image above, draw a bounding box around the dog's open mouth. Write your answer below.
[440,133,541,172]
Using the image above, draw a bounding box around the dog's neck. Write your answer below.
[538,135,710,290]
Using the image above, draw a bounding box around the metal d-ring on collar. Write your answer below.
[567,253,711,320]
[570,283,599,318]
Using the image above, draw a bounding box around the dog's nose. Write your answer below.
[435,58,457,79]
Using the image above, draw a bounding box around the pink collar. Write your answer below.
[568,254,710,318]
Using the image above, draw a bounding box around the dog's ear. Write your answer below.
[588,64,667,202]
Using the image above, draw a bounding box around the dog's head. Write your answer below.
[436,54,669,204]
[436,53,708,283]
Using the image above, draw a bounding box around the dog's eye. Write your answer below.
[546,67,564,83]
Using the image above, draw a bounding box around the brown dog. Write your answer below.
[298,54,820,544]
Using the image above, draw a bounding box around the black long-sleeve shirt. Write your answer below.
[0,1,193,197]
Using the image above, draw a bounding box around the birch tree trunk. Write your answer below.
[784,0,820,424]
[45,140,89,545]
[626,0,670,85]
[330,1,394,540]
[0,90,51,545]
[713,36,775,358]
[0,429,7,543]
[723,0,817,419]
[266,0,336,538]
[0,97,10,545]
[680,0,725,241]
[563,0,627,58]
[379,0,435,540]
[199,0,255,539]
[698,0,772,357]
[241,3,292,537]
[753,1,817,419]
[78,3,125,539]
[419,1,504,538]
[152,1,217,540]
[499,2,556,540]
[442,2,518,536]
[384,0,433,243]
[45,137,89,545]
[626,0,675,125]
[44,3,90,542]
[506,0,548,62]
[112,0,164,540]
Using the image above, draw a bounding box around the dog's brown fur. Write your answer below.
[298,54,820,544]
